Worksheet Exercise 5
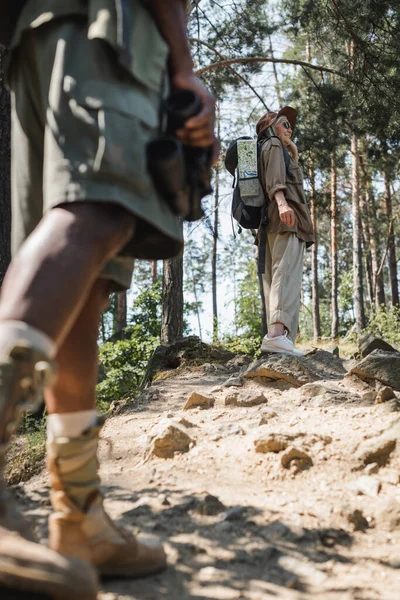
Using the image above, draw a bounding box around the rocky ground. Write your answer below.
[14,339,400,600]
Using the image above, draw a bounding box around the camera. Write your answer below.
[147,89,213,222]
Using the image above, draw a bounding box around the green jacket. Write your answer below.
[11,0,168,92]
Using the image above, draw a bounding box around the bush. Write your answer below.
[365,304,400,348]
[96,283,162,411]
[220,334,261,357]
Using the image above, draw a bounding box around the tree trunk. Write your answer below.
[161,256,183,344]
[0,47,11,285]
[309,161,321,341]
[330,151,339,339]
[384,170,399,307]
[257,248,268,337]
[351,134,366,332]
[360,142,385,308]
[114,291,127,332]
[358,152,374,309]
[211,103,220,343]
[212,168,219,342]
[151,260,158,283]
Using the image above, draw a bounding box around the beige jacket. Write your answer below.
[259,137,315,247]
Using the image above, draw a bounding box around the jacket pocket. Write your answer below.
[48,75,158,193]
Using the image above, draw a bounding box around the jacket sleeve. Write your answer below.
[260,139,287,200]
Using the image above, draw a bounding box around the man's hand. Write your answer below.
[275,191,295,227]
[172,73,219,165]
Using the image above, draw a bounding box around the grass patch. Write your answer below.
[5,413,47,485]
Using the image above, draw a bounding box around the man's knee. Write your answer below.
[54,202,136,258]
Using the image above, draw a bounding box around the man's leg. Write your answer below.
[43,277,166,577]
[0,203,135,346]
[0,202,135,598]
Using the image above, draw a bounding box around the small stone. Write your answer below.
[380,469,400,485]
[223,506,247,521]
[350,475,381,497]
[259,410,278,425]
[184,391,215,410]
[222,376,244,388]
[375,497,400,532]
[254,433,295,454]
[354,437,396,469]
[177,417,196,428]
[281,446,313,471]
[225,390,268,407]
[342,505,369,531]
[150,424,195,458]
[375,386,395,404]
[364,462,380,475]
[210,386,223,394]
[195,493,226,516]
[361,390,377,403]
[159,494,171,506]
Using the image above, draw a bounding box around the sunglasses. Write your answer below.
[281,120,292,130]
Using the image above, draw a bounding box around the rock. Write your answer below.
[201,362,222,374]
[328,345,340,357]
[375,386,395,404]
[298,381,353,404]
[254,433,296,454]
[222,375,244,388]
[354,435,396,469]
[375,497,400,532]
[223,506,247,521]
[150,424,195,458]
[259,410,278,425]
[244,350,346,387]
[225,390,268,407]
[364,462,380,475]
[361,390,377,403]
[358,333,397,358]
[351,349,400,391]
[226,355,252,370]
[280,446,313,471]
[344,507,370,531]
[254,431,330,454]
[184,391,215,410]
[350,475,381,497]
[177,417,197,428]
[194,493,226,516]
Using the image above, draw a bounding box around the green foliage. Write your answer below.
[365,305,400,347]
[6,411,47,485]
[234,259,264,338]
[221,334,261,358]
[96,283,162,411]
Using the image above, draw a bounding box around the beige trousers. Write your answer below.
[262,232,304,341]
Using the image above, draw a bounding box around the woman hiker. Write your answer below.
[256,107,315,355]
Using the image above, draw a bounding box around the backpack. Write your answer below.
[0,1,27,47]
[224,135,291,232]
[225,134,292,274]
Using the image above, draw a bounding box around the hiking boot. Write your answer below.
[0,525,98,599]
[47,421,167,578]
[260,331,304,356]
[0,344,99,600]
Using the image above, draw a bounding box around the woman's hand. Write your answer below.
[284,139,298,162]
[275,191,295,227]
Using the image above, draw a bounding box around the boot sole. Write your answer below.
[100,560,167,580]
[0,585,52,599]
[0,565,97,600]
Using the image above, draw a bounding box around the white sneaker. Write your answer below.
[260,331,304,356]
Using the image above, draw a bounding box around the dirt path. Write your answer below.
[18,350,400,600]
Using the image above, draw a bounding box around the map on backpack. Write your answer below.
[237,139,259,197]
